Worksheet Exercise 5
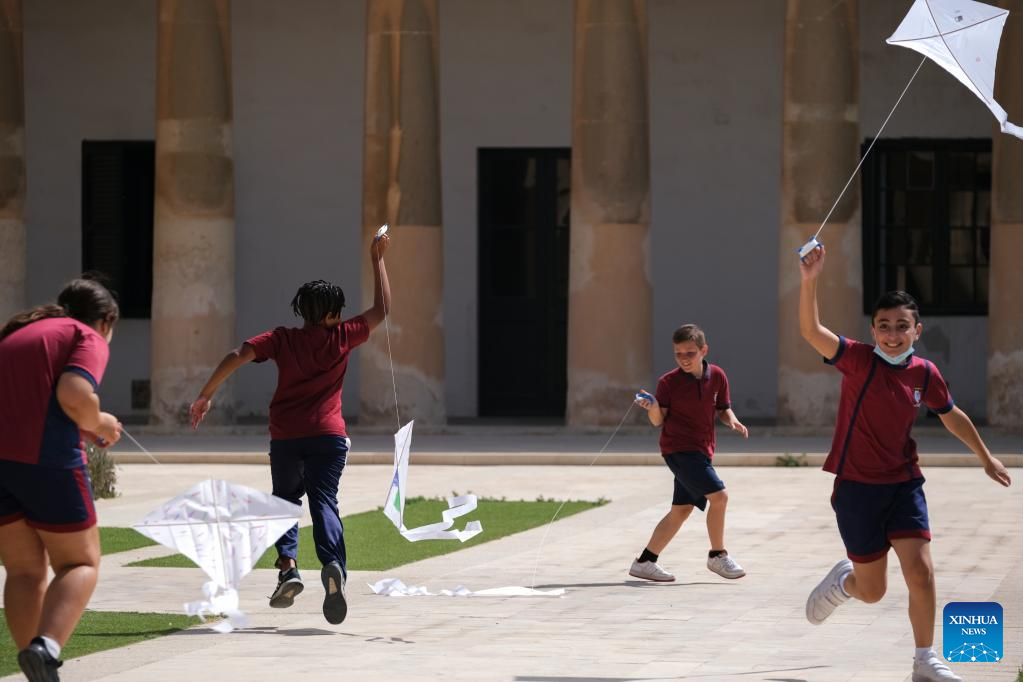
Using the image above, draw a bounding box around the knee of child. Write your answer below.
[904,561,935,591]
[670,505,694,520]
[708,489,728,506]
[857,579,887,603]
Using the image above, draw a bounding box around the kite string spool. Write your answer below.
[811,55,928,242]
[528,401,637,590]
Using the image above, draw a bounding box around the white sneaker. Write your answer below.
[912,653,962,681]
[629,559,675,582]
[707,552,746,579]
[805,559,852,625]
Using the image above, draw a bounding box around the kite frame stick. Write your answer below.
[809,54,928,244]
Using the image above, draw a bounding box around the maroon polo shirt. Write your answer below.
[246,316,370,441]
[0,317,110,468]
[654,361,732,457]
[823,336,954,484]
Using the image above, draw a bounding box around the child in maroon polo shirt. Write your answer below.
[631,324,749,583]
[799,245,1010,682]
[189,234,391,626]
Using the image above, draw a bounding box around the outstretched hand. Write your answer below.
[371,233,390,262]
[189,396,211,430]
[799,244,826,280]
[984,456,1012,487]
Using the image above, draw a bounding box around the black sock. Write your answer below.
[638,548,658,563]
[708,550,726,559]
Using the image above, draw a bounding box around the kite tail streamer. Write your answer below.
[528,401,637,590]
[812,55,928,242]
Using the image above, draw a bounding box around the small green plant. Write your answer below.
[775,452,808,467]
[86,443,118,499]
[1016,664,1022,682]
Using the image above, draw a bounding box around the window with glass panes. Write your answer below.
[862,139,991,315]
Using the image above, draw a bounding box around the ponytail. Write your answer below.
[0,276,120,341]
[0,304,67,341]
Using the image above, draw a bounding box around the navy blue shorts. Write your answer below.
[663,452,725,511]
[831,477,930,563]
[0,461,97,532]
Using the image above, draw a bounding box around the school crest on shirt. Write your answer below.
[913,387,923,407]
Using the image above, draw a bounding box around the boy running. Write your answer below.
[189,234,390,625]
[799,245,1011,682]
[631,324,749,582]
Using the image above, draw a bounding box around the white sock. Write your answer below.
[915,646,935,660]
[838,570,852,598]
[39,635,61,659]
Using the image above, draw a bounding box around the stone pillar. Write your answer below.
[150,0,235,426]
[0,0,25,321]
[777,0,862,424]
[566,0,651,426]
[987,0,1023,425]
[359,0,445,426]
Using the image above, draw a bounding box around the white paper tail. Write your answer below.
[184,582,250,633]
[369,578,564,598]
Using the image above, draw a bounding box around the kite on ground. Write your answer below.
[133,478,303,633]
[383,420,483,542]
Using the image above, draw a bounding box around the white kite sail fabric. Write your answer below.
[888,0,1023,139]
[369,578,564,598]
[383,420,483,542]
[133,479,303,633]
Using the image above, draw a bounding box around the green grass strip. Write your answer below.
[129,497,606,572]
[99,527,157,555]
[0,610,202,676]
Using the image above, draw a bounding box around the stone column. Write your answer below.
[359,0,445,426]
[987,0,1023,425]
[0,0,25,321]
[777,0,862,424]
[150,0,235,426]
[566,0,651,426]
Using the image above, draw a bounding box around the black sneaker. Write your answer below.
[269,567,304,608]
[18,638,62,682]
[320,561,348,625]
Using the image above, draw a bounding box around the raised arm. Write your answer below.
[798,245,841,360]
[361,234,391,331]
[189,344,256,428]
[939,406,1011,487]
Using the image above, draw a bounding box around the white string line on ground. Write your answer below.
[812,55,927,242]
[528,401,637,590]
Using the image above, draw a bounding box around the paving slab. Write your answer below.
[2,461,1020,682]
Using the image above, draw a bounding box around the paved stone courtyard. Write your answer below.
[1,433,1021,681]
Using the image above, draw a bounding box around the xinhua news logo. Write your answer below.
[943,601,1002,663]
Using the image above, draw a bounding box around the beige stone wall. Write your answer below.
[0,0,24,321]
[360,0,445,426]
[150,0,236,425]
[566,0,652,426]
[988,0,1023,426]
[778,0,863,425]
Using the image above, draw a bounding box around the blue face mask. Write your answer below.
[873,344,914,366]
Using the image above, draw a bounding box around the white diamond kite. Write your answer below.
[888,0,1023,139]
[383,420,483,542]
[133,479,303,632]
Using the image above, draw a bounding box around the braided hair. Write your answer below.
[291,280,345,324]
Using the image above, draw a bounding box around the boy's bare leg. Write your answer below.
[891,538,936,647]
[704,489,728,550]
[843,554,889,604]
[644,504,692,554]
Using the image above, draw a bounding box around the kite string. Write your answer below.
[528,400,637,590]
[812,55,928,242]
[378,242,401,430]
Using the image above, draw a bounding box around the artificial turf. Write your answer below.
[128,496,606,571]
[99,527,157,555]
[0,610,203,676]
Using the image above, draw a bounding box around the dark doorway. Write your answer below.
[478,148,570,417]
[82,140,155,318]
